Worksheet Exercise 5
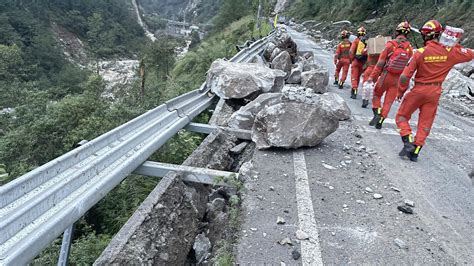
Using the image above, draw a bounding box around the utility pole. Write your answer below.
[256,0,262,30]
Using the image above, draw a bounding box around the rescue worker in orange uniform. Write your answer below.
[367,22,413,128]
[334,30,351,89]
[349,27,368,99]
[397,20,474,162]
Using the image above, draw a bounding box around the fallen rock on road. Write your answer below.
[252,100,339,149]
[301,68,329,94]
[271,51,292,77]
[207,59,286,99]
[228,93,282,130]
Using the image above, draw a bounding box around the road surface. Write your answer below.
[236,27,473,265]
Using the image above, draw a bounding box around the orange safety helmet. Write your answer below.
[420,20,443,37]
[396,21,411,35]
[341,30,350,39]
[357,27,367,36]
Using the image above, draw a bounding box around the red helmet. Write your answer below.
[357,27,367,36]
[420,20,443,37]
[341,30,349,39]
[396,21,411,34]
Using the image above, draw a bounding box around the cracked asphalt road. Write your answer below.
[235,27,473,265]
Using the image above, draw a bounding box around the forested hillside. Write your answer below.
[0,0,274,263]
[287,0,473,47]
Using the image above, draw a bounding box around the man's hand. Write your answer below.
[334,60,338,65]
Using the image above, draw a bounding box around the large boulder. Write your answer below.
[319,92,351,121]
[270,47,282,62]
[271,51,292,77]
[281,87,350,120]
[207,59,286,99]
[274,33,298,62]
[443,69,474,97]
[263,42,277,61]
[228,93,282,130]
[286,64,303,84]
[301,69,329,94]
[252,101,339,149]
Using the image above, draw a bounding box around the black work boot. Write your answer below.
[375,116,385,129]
[361,99,369,108]
[408,145,423,162]
[399,135,414,157]
[369,108,381,126]
[350,88,357,99]
[338,81,344,90]
[334,79,339,85]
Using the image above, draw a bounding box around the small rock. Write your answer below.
[257,195,264,200]
[281,262,287,266]
[373,193,383,199]
[398,205,414,214]
[269,186,275,191]
[277,216,286,224]
[292,250,301,260]
[230,142,249,154]
[342,204,348,208]
[365,187,373,193]
[278,237,293,246]
[394,238,408,249]
[331,232,336,236]
[404,200,415,207]
[329,186,334,190]
[250,228,258,231]
[263,233,267,237]
[356,200,365,204]
[391,187,401,192]
[296,229,310,240]
[322,163,336,170]
[193,233,211,263]
[356,141,361,145]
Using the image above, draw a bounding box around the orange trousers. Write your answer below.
[351,59,365,89]
[396,85,441,146]
[335,59,350,83]
[372,71,400,118]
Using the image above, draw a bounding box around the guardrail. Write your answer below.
[0,32,274,266]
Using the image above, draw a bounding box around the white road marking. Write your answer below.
[293,151,323,266]
[359,125,466,142]
[353,114,463,132]
[315,54,332,58]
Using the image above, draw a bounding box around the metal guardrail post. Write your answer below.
[57,224,74,266]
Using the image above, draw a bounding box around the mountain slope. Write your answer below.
[287,0,473,47]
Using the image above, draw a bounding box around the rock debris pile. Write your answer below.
[209,33,351,150]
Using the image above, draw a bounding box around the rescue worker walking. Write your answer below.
[334,30,351,89]
[349,27,368,99]
[367,22,413,128]
[397,20,474,162]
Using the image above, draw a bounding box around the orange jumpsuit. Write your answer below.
[334,40,351,84]
[370,36,413,118]
[350,37,368,91]
[397,41,474,146]
[361,54,379,100]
